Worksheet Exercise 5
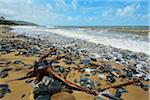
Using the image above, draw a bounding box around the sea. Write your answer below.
[11,26,150,55]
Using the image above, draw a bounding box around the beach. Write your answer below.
[0,25,149,100]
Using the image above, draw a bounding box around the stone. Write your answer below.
[80,59,92,66]
[34,60,48,69]
[0,84,11,98]
[80,76,95,89]
[13,60,24,64]
[115,87,128,98]
[0,71,8,78]
[35,94,50,100]
[107,75,116,83]
[42,76,54,86]
[90,70,97,76]
[47,80,62,94]
[59,67,65,73]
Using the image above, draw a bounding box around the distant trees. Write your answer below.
[0,16,5,20]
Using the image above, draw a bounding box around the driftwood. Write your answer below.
[99,78,141,92]
[8,48,97,95]
[7,48,141,96]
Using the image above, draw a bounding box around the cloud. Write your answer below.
[71,0,78,9]
[102,10,113,16]
[116,4,140,16]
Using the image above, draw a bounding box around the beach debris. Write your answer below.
[114,87,128,98]
[13,60,24,65]
[0,68,10,78]
[0,84,11,98]
[59,67,65,73]
[8,48,97,96]
[106,73,116,83]
[80,76,95,90]
[0,71,8,78]
[80,59,92,66]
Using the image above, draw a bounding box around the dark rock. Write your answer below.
[35,94,50,100]
[47,80,62,94]
[63,59,72,64]
[13,60,24,64]
[115,87,128,98]
[21,94,25,98]
[139,82,149,91]
[107,75,116,83]
[0,84,11,98]
[59,67,65,73]
[90,57,97,61]
[80,59,92,66]
[80,76,95,89]
[34,60,48,69]
[0,71,8,78]
[90,70,96,76]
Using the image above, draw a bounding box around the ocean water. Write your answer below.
[11,26,150,55]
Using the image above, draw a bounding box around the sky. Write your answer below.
[0,0,149,26]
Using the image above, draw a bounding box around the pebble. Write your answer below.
[13,60,24,64]
[80,76,95,89]
[115,87,128,98]
[0,84,11,98]
[0,71,8,78]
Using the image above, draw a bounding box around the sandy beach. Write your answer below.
[0,26,149,100]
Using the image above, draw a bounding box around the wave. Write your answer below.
[11,26,150,55]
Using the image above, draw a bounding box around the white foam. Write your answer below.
[11,26,150,55]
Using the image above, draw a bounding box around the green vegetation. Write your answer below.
[0,16,38,26]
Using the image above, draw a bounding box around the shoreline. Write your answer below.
[0,25,149,100]
[11,25,150,56]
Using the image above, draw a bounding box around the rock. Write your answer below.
[90,70,97,76]
[42,76,54,86]
[34,60,48,69]
[98,74,106,80]
[21,94,25,98]
[35,94,50,100]
[0,71,8,78]
[51,51,57,55]
[59,67,65,73]
[107,75,116,83]
[115,87,128,98]
[0,84,11,98]
[80,76,95,89]
[90,57,97,61]
[63,59,72,64]
[13,60,24,64]
[80,59,92,66]
[139,82,149,91]
[47,80,62,94]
